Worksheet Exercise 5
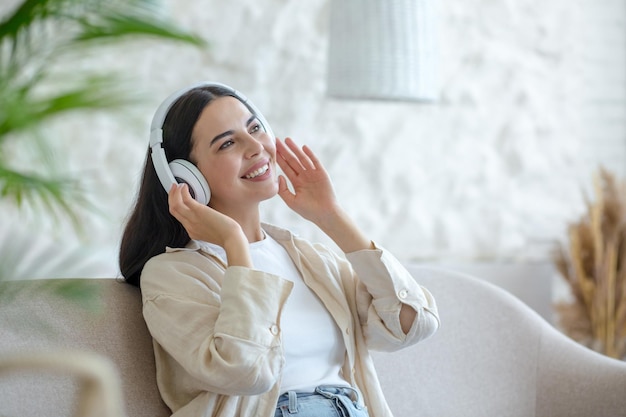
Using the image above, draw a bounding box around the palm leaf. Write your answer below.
[72,11,206,46]
[0,0,205,47]
[0,165,87,226]
[0,0,206,232]
[0,74,137,137]
[0,0,57,40]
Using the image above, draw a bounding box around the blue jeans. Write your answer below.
[274,386,369,417]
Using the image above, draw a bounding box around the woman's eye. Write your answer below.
[250,123,261,134]
[219,139,234,150]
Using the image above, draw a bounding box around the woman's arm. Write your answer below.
[141,254,293,395]
[276,138,418,334]
[276,138,371,252]
[347,246,440,349]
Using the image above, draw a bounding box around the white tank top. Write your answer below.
[200,233,349,393]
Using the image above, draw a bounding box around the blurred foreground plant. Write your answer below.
[554,168,626,360]
[0,0,205,228]
[0,2,205,407]
[0,0,205,284]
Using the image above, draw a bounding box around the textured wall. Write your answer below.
[1,0,624,279]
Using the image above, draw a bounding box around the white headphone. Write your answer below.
[149,81,274,205]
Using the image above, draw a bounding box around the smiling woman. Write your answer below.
[118,81,440,417]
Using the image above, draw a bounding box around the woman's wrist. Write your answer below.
[316,206,374,254]
[223,231,253,268]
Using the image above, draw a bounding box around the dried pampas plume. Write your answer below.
[553,168,626,360]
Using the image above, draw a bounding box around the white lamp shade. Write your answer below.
[326,0,438,102]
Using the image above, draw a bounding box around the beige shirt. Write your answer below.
[141,223,440,417]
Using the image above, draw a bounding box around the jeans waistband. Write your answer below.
[277,385,363,413]
[315,385,360,403]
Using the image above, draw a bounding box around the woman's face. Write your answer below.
[189,96,278,213]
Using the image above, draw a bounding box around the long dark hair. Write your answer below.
[119,85,234,287]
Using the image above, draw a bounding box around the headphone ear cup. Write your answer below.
[169,159,211,205]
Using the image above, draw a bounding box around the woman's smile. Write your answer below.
[242,160,271,180]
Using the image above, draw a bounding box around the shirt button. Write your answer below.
[270,325,279,335]
[398,289,409,299]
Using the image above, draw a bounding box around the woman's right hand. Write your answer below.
[168,183,252,267]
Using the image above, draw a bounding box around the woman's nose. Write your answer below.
[244,134,264,158]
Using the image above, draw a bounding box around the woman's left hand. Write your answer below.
[276,137,339,226]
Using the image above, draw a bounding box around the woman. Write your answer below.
[119,82,439,417]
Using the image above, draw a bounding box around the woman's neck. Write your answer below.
[239,219,264,243]
[216,204,264,243]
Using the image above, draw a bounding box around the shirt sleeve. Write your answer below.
[345,243,440,351]
[141,254,293,396]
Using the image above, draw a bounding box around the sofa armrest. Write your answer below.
[0,350,126,417]
[536,329,626,417]
[373,266,626,417]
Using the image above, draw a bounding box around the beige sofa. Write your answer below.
[1,266,626,417]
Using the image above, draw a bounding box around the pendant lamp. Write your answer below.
[326,0,438,102]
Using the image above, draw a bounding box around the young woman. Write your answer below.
[119,82,439,417]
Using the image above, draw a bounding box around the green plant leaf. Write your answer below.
[0,0,207,282]
[0,75,138,137]
[0,165,86,229]
[0,0,56,41]
[72,11,206,46]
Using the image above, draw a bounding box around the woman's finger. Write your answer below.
[179,183,197,206]
[277,175,294,203]
[277,137,309,174]
[276,138,301,178]
[301,144,323,171]
[168,183,195,222]
[284,137,315,170]
[168,184,183,212]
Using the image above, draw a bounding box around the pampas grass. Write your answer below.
[553,168,626,360]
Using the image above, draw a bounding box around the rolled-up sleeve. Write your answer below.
[346,243,439,351]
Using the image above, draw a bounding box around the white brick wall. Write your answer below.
[578,0,626,178]
[1,0,625,280]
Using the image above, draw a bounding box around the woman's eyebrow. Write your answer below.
[210,130,233,147]
[209,115,258,147]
